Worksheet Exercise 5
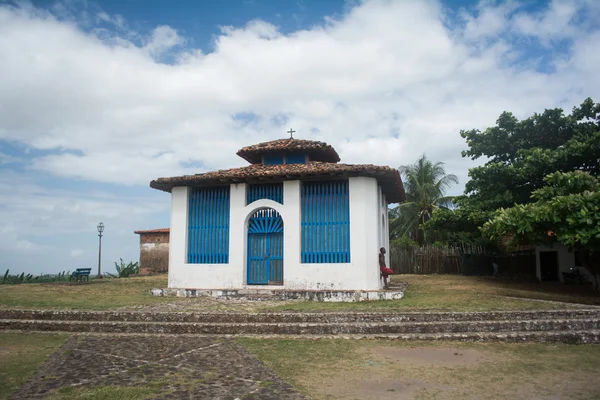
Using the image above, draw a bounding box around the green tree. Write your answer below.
[483,171,600,289]
[429,98,600,243]
[390,155,458,245]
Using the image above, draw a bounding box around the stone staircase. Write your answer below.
[1,309,599,343]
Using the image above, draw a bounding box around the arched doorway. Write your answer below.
[247,208,283,285]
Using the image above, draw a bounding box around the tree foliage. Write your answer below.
[483,171,600,289]
[390,155,458,245]
[429,97,600,245]
[462,97,599,208]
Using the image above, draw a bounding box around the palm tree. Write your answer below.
[390,155,458,245]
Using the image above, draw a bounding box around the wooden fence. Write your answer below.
[389,244,536,277]
[389,245,464,274]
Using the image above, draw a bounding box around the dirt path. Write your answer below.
[14,335,304,399]
[292,343,600,400]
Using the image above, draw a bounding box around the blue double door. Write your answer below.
[247,208,283,285]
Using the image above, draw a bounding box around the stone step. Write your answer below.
[28,329,598,344]
[261,330,600,344]
[1,309,599,324]
[1,318,599,335]
[3,327,598,344]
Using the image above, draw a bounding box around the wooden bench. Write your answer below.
[70,268,92,282]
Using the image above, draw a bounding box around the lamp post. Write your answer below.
[97,222,104,279]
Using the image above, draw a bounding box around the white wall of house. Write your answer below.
[535,243,577,283]
[168,176,385,290]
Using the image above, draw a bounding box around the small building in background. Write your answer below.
[134,228,170,275]
[535,243,588,283]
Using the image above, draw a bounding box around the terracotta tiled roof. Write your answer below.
[237,138,340,164]
[134,228,170,234]
[150,162,406,203]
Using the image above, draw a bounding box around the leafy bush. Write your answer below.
[114,259,140,278]
[390,235,418,248]
[1,269,71,284]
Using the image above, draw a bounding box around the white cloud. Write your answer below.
[0,218,49,253]
[459,0,518,41]
[0,170,168,237]
[0,169,167,273]
[31,151,197,185]
[0,0,597,179]
[512,0,579,41]
[0,151,22,164]
[1,0,597,191]
[143,25,186,57]
[96,11,127,31]
[70,249,84,257]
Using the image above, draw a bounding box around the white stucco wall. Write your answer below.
[535,243,576,283]
[168,176,386,290]
[167,186,188,286]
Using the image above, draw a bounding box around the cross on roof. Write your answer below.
[287,128,296,139]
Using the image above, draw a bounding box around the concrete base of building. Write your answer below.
[149,286,406,302]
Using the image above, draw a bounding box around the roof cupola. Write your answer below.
[236,138,341,165]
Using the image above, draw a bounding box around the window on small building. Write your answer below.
[187,186,230,264]
[301,180,350,263]
[263,154,284,165]
[286,153,307,164]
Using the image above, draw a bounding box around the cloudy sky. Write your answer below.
[1,0,599,275]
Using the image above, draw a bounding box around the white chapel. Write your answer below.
[150,137,405,291]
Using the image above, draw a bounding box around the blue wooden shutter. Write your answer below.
[188,186,230,264]
[286,153,306,164]
[247,183,284,205]
[301,180,350,263]
[263,154,284,165]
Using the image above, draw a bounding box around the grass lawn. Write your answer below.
[0,274,598,312]
[47,385,156,400]
[269,275,600,312]
[0,332,67,400]
[239,338,600,399]
[0,275,176,310]
[2,333,599,400]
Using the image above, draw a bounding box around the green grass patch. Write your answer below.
[0,333,67,400]
[237,338,356,388]
[0,273,598,312]
[0,275,178,310]
[47,385,155,400]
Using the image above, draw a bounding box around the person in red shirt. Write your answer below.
[379,247,393,288]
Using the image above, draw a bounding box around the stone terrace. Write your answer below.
[2,308,600,343]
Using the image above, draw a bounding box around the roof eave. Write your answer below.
[134,228,170,234]
[150,169,405,203]
[236,149,341,164]
[235,151,259,164]
[393,170,406,203]
[149,180,172,193]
